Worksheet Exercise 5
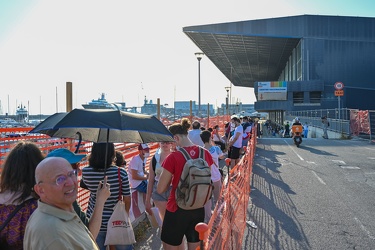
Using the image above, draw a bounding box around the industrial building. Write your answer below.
[183,15,375,123]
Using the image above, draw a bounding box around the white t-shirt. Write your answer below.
[230,125,243,148]
[209,145,224,183]
[188,129,204,146]
[242,122,252,138]
[128,154,146,188]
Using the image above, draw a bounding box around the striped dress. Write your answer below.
[81,166,130,232]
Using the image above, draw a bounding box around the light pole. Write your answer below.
[225,87,230,116]
[195,52,204,117]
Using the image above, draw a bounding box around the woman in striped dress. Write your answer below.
[82,143,132,250]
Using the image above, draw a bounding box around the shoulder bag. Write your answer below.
[104,168,136,246]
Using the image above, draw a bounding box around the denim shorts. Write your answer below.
[134,180,147,193]
[151,182,171,201]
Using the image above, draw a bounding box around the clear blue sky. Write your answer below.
[0,0,374,115]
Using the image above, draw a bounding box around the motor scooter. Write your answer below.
[291,124,303,147]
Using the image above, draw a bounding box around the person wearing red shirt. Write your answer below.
[157,118,213,250]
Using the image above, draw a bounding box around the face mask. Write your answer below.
[144,152,150,158]
[230,122,235,128]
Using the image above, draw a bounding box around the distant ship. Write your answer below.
[16,104,28,116]
[16,104,28,123]
[82,93,117,110]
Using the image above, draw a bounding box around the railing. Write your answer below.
[0,115,235,224]
[285,108,350,136]
[285,108,374,140]
[203,124,257,249]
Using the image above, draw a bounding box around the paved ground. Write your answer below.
[133,157,228,249]
[134,226,163,249]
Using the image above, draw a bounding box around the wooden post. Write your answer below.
[66,82,73,151]
[157,98,160,120]
[66,82,73,112]
[207,103,210,129]
[190,100,193,122]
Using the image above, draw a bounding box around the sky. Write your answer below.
[0,0,374,115]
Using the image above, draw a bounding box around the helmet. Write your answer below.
[295,117,299,121]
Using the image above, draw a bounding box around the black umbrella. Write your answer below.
[29,109,174,173]
[29,109,174,143]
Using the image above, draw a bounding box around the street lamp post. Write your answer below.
[195,52,204,117]
[225,87,230,116]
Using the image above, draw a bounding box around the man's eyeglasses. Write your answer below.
[38,170,77,186]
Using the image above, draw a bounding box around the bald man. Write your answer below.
[24,157,99,250]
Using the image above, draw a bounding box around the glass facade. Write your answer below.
[279,42,302,82]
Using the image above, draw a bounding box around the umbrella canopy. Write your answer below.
[29,109,174,143]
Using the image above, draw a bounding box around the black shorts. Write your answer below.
[228,146,240,159]
[161,207,204,246]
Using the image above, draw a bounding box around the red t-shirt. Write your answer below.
[162,145,214,212]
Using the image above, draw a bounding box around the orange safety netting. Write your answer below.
[350,110,371,136]
[204,124,257,249]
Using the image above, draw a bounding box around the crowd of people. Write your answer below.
[0,115,254,250]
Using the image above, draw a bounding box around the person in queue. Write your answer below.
[157,118,214,250]
[128,143,150,203]
[145,141,173,222]
[115,150,127,168]
[24,157,99,249]
[0,141,44,250]
[46,148,111,239]
[227,115,243,168]
[81,143,132,250]
[212,124,226,151]
[200,130,224,222]
[187,120,204,147]
[241,116,252,147]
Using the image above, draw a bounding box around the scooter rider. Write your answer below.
[291,117,303,144]
[292,117,302,126]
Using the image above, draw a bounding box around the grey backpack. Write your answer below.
[175,147,213,210]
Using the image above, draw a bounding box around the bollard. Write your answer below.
[195,222,209,250]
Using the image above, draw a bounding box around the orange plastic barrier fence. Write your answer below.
[0,114,233,221]
[203,124,257,249]
[350,109,371,136]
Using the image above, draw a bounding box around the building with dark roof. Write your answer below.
[183,15,375,122]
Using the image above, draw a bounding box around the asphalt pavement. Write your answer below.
[134,131,375,249]
[244,136,375,249]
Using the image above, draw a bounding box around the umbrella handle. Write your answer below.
[74,132,82,154]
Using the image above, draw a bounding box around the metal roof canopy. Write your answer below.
[183,30,300,88]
